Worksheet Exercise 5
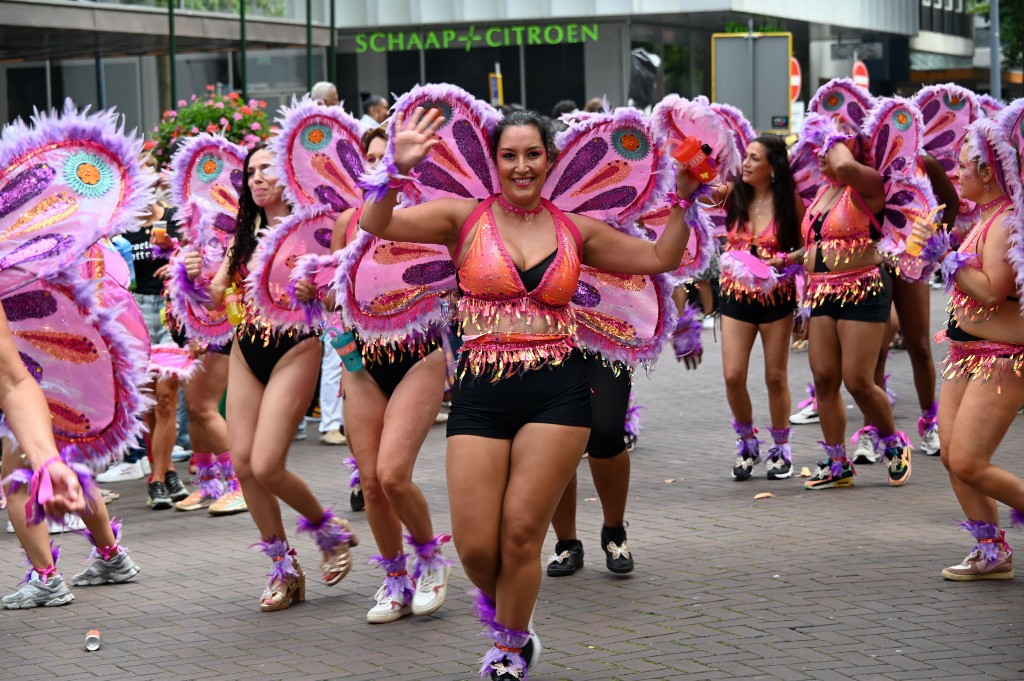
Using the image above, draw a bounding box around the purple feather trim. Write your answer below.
[918,401,938,437]
[731,419,756,439]
[808,77,876,116]
[0,99,155,246]
[20,541,61,584]
[2,467,32,493]
[357,160,414,205]
[769,442,792,464]
[368,553,415,603]
[196,460,225,499]
[795,383,816,410]
[851,425,880,449]
[472,588,497,627]
[288,252,341,330]
[270,96,365,209]
[217,458,241,492]
[479,623,530,679]
[880,430,911,452]
[918,227,952,263]
[342,457,360,489]
[672,202,715,281]
[624,391,643,438]
[168,133,246,235]
[164,248,234,347]
[941,251,975,292]
[958,520,1003,562]
[250,536,298,582]
[794,113,834,156]
[672,303,703,359]
[405,533,452,580]
[883,374,897,408]
[296,506,352,553]
[819,441,846,461]
[169,252,211,306]
[1010,508,1024,528]
[795,302,812,323]
[817,130,856,159]
[79,517,123,560]
[768,427,790,445]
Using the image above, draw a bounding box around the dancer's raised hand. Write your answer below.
[393,106,446,174]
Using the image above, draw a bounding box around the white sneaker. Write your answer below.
[920,426,940,456]
[366,583,412,623]
[701,314,716,330]
[7,514,86,534]
[141,457,152,475]
[171,445,192,462]
[851,436,880,464]
[789,403,819,425]
[411,563,450,616]
[96,460,144,483]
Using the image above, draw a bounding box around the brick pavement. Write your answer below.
[3,289,1024,680]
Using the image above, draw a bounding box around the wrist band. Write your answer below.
[666,191,694,211]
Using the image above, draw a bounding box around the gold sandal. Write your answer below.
[260,559,305,612]
[322,518,359,586]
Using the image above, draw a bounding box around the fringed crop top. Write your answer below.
[721,217,795,303]
[948,199,1015,325]
[801,186,882,270]
[454,194,582,379]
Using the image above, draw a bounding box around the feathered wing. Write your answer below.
[652,95,741,181]
[545,107,673,225]
[333,228,456,353]
[979,94,1005,118]
[0,100,153,290]
[0,266,150,472]
[710,102,757,166]
[269,97,365,211]
[571,224,677,372]
[863,98,937,276]
[637,203,715,284]
[244,205,338,334]
[165,134,245,346]
[372,83,501,204]
[807,78,876,128]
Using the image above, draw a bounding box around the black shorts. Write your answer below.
[585,359,631,458]
[237,331,317,386]
[364,351,433,398]
[810,266,892,323]
[719,293,795,325]
[446,351,591,440]
[170,324,233,356]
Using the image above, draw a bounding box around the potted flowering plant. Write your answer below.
[147,85,271,167]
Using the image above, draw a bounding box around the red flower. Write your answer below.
[206,84,216,91]
[241,105,252,115]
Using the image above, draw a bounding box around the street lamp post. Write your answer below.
[990,0,1002,99]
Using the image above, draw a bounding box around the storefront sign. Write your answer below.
[354,23,600,54]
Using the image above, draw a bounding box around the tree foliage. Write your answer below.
[969,0,1024,69]
[155,0,286,18]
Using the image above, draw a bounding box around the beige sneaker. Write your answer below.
[942,548,1014,581]
[318,429,347,446]
[175,488,217,512]
[208,489,249,516]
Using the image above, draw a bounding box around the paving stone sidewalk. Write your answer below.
[3,289,1024,680]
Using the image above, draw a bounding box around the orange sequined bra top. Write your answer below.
[948,198,1015,324]
[453,194,583,379]
[801,186,882,270]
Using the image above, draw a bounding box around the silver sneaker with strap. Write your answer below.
[71,550,140,586]
[2,575,74,609]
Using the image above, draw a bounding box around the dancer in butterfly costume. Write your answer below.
[792,79,952,491]
[183,142,357,612]
[358,84,698,680]
[277,98,455,623]
[0,103,151,608]
[912,104,1024,580]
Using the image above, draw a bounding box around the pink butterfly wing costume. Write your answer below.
[165,134,246,347]
[0,102,153,470]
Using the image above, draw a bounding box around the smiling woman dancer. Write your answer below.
[185,144,357,611]
[913,116,1024,581]
[359,104,693,680]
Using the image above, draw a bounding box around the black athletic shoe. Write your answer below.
[600,525,634,574]
[350,486,365,512]
[164,470,189,502]
[147,481,172,510]
[546,539,584,577]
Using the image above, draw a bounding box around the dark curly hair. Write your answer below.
[227,143,270,281]
[726,134,800,254]
[490,110,558,163]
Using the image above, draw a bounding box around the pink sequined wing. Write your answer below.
[545,108,672,225]
[334,228,456,347]
[165,244,234,347]
[150,344,201,382]
[638,204,714,283]
[864,98,924,179]
[808,78,876,130]
[979,94,1005,118]
[572,262,675,371]
[246,205,337,333]
[167,134,246,247]
[0,101,153,288]
[789,141,823,208]
[997,99,1024,164]
[389,84,501,204]
[270,98,365,211]
[652,95,742,181]
[912,84,980,177]
[881,174,940,275]
[0,267,149,472]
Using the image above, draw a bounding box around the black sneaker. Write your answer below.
[546,539,584,577]
[600,525,634,574]
[350,485,365,512]
[147,480,172,510]
[164,470,189,502]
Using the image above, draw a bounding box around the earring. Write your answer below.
[985,182,991,193]
[770,172,776,183]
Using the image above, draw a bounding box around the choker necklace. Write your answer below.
[497,194,544,221]
[980,196,1010,214]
